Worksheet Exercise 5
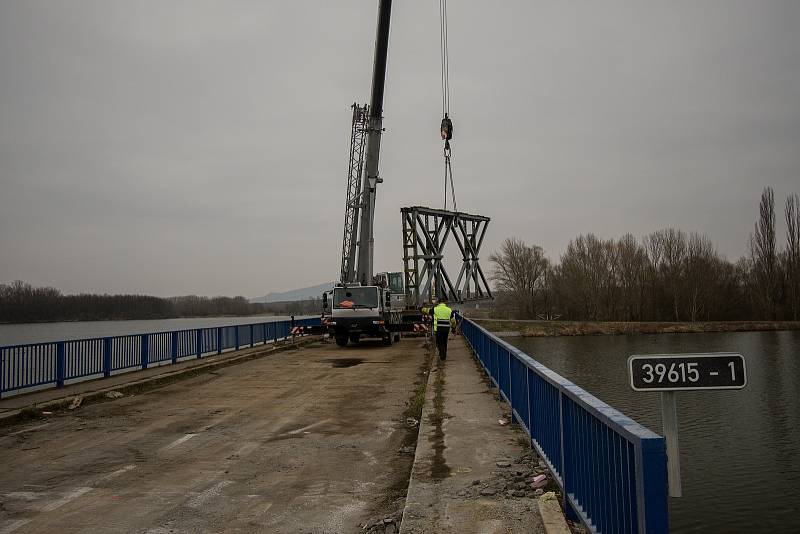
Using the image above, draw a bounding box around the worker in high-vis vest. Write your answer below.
[431,298,456,360]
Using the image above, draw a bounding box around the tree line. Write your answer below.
[0,281,322,323]
[490,188,800,322]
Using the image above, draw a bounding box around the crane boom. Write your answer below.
[355,0,392,286]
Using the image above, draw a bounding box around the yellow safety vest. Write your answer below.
[433,303,455,332]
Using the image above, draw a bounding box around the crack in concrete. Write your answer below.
[428,362,452,481]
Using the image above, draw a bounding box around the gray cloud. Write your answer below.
[1,1,799,296]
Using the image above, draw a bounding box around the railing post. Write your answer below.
[141,334,149,370]
[509,352,516,424]
[274,322,278,343]
[171,332,178,364]
[103,337,112,378]
[560,391,579,522]
[56,341,67,388]
[217,328,222,355]
[0,348,4,399]
[196,329,203,359]
[235,326,240,351]
[56,341,66,388]
[524,359,531,435]
[637,437,669,534]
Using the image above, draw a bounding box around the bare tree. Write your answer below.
[538,262,556,318]
[750,187,779,318]
[553,234,615,320]
[786,193,800,320]
[489,238,549,318]
[556,235,593,319]
[616,234,649,321]
[646,229,687,321]
[643,232,664,320]
[601,239,620,319]
[684,233,718,322]
[704,256,743,320]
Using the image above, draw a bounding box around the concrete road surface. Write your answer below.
[0,338,428,533]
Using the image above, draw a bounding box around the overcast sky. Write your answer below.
[1,1,798,297]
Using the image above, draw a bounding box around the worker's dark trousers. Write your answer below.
[436,327,450,360]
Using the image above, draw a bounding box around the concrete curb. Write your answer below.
[399,349,437,531]
[0,336,322,427]
[538,493,573,534]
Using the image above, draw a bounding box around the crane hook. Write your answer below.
[440,114,453,141]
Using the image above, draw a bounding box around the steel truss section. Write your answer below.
[340,103,369,284]
[401,206,492,306]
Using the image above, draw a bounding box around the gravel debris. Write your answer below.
[451,450,560,503]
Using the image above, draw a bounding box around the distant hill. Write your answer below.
[250,282,334,304]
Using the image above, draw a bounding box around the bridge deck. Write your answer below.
[0,339,427,533]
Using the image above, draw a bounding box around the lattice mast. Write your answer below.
[340,104,369,284]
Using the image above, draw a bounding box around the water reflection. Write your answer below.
[507,330,800,533]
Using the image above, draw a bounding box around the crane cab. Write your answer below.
[374,271,405,311]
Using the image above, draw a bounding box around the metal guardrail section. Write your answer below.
[460,317,668,534]
[0,317,321,398]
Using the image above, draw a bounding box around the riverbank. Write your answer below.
[473,318,800,337]
[0,313,276,325]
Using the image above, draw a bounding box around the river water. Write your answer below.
[506,330,800,533]
[0,315,303,346]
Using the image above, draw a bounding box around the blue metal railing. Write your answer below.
[459,317,668,534]
[0,317,320,398]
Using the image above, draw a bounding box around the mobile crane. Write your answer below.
[324,0,403,347]
[320,0,491,346]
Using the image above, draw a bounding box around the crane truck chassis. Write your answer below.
[324,271,426,346]
[325,284,400,346]
[289,271,429,345]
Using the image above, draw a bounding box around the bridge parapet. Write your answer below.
[0,317,321,398]
[459,316,668,534]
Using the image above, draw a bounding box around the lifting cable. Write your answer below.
[439,0,457,212]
